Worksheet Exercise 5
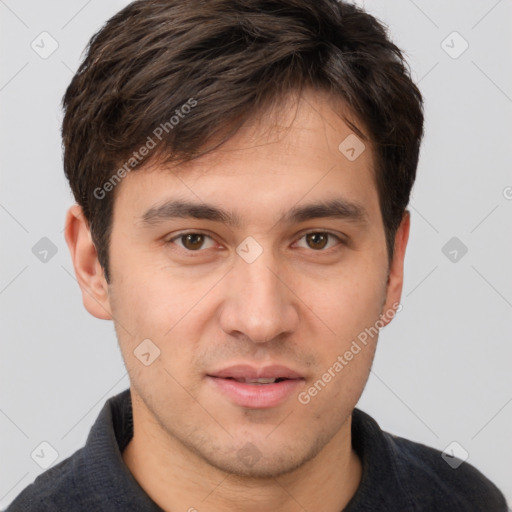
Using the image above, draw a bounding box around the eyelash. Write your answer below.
[165,230,345,254]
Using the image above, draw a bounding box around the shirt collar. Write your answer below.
[81,388,163,510]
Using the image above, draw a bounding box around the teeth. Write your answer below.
[235,377,277,384]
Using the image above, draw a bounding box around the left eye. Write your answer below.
[294,232,342,251]
[167,231,342,252]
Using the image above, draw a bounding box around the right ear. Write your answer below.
[64,205,112,320]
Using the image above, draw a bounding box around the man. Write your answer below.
[7,0,507,510]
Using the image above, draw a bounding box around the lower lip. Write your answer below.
[207,376,304,409]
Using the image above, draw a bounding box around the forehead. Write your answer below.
[112,88,380,226]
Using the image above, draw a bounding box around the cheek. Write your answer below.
[108,243,188,330]
[297,255,387,341]
[108,260,215,380]
[298,277,382,420]
[294,262,386,409]
[110,274,202,407]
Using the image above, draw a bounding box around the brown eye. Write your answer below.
[305,232,329,250]
[294,231,342,251]
[181,233,206,250]
[168,232,216,251]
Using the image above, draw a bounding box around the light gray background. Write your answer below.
[1,0,511,508]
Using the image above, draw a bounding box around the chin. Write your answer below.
[200,438,326,480]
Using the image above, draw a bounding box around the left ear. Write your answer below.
[380,210,410,326]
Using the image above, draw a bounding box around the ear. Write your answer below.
[380,210,410,326]
[64,204,112,320]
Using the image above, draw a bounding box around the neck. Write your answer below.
[122,393,362,512]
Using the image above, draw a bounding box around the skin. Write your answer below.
[65,88,410,512]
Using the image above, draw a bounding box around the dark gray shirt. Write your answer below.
[6,389,508,511]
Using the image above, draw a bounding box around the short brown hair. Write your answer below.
[62,0,424,283]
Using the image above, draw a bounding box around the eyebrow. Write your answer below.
[139,197,369,228]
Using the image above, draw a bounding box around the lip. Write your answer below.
[206,364,305,409]
[209,364,303,380]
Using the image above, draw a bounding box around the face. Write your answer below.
[70,89,407,478]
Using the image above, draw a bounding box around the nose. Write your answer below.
[218,247,299,344]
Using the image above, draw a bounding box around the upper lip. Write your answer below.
[208,364,304,380]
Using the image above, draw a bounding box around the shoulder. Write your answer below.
[350,408,508,511]
[388,432,508,511]
[5,449,87,511]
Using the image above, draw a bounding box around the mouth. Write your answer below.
[219,377,291,384]
[206,364,305,408]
